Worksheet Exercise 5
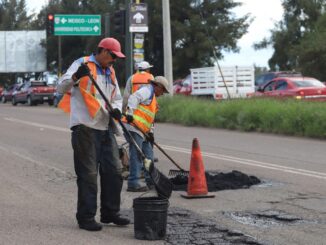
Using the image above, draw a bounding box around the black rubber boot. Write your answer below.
[101,215,130,226]
[79,220,103,231]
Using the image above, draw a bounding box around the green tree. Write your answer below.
[255,0,326,71]
[147,0,250,78]
[0,0,33,30]
[2,0,249,85]
[294,13,326,80]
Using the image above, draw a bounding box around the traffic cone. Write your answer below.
[181,138,215,199]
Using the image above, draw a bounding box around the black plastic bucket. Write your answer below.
[133,196,169,240]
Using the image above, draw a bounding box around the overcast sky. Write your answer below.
[26,0,283,68]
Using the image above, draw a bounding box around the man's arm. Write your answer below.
[122,76,132,113]
[57,59,82,94]
[126,85,152,114]
[111,78,123,112]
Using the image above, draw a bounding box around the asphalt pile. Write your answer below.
[170,170,261,191]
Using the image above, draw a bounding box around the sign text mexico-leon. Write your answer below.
[54,15,101,36]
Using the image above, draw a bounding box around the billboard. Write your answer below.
[0,30,46,73]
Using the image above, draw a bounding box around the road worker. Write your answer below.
[122,74,169,192]
[57,37,130,231]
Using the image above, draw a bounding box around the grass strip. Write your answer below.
[156,96,326,139]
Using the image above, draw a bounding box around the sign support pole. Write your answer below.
[58,36,62,76]
[125,0,133,80]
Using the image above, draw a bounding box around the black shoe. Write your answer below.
[127,186,149,192]
[79,220,102,231]
[101,215,130,226]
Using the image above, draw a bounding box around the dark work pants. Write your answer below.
[71,124,123,223]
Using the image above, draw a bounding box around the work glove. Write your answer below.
[73,63,90,81]
[144,158,153,172]
[126,114,133,123]
[110,108,122,120]
[146,132,154,144]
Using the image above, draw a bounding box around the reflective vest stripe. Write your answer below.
[122,95,157,133]
[133,114,152,129]
[136,104,155,118]
[58,56,116,118]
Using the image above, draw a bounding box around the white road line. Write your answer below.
[162,145,326,180]
[4,117,70,132]
[3,117,326,180]
[0,144,70,176]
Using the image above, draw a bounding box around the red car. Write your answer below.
[254,76,326,101]
[1,84,21,103]
[12,81,55,106]
[173,75,192,96]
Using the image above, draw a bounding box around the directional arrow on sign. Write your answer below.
[133,12,144,24]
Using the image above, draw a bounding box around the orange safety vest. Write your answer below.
[58,56,116,118]
[122,72,158,133]
[130,71,154,93]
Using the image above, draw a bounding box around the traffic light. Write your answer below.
[113,10,126,35]
[46,13,54,36]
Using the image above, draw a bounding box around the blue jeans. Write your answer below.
[126,131,154,188]
[71,125,123,223]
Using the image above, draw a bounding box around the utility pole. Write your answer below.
[162,0,173,94]
[125,0,133,80]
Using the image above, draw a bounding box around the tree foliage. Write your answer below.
[255,0,326,80]
[0,0,33,30]
[294,13,326,80]
[147,0,250,78]
[0,0,250,86]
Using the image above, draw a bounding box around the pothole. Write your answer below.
[225,210,316,228]
[121,207,266,244]
[170,170,261,192]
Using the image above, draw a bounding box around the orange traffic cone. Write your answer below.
[181,138,215,199]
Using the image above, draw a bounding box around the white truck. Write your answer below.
[190,65,255,99]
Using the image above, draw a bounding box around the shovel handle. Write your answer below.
[85,71,146,160]
[152,141,185,171]
[126,115,186,172]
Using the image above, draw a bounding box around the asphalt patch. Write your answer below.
[170,170,261,191]
[121,207,265,244]
[225,210,316,228]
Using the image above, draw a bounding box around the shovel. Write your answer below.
[84,65,172,199]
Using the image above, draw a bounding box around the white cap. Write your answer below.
[137,61,153,70]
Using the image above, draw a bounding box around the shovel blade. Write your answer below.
[149,165,173,199]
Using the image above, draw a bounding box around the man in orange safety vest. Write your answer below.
[57,37,130,231]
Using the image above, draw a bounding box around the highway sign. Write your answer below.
[54,15,101,36]
[129,3,148,32]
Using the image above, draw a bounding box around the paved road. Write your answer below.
[0,103,325,244]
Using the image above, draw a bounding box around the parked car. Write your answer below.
[1,84,21,103]
[0,86,3,100]
[12,81,56,106]
[255,71,302,91]
[254,76,326,101]
[173,75,192,96]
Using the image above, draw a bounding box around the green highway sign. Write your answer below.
[54,15,101,36]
